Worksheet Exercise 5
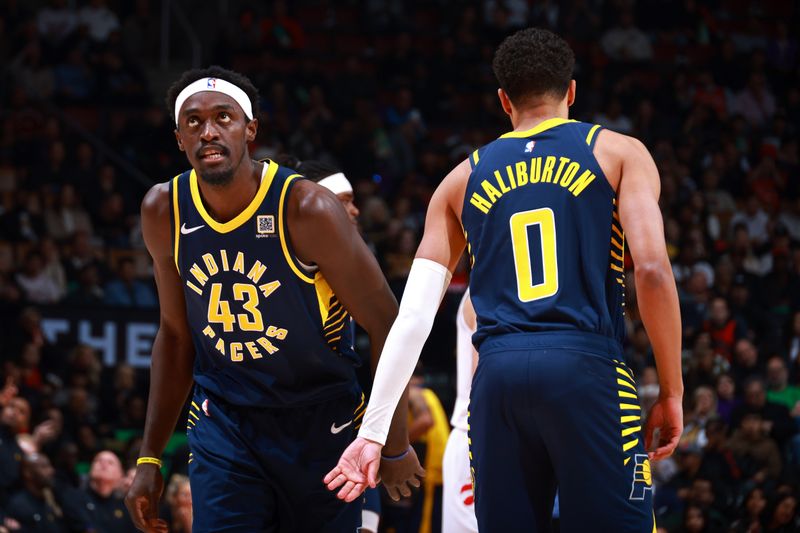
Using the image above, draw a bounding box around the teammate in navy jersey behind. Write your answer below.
[327,29,684,532]
[124,66,423,533]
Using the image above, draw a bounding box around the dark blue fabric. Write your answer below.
[187,385,362,532]
[468,332,654,532]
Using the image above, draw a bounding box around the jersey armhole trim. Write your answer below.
[278,174,315,284]
[470,149,480,169]
[171,175,181,274]
[586,124,602,147]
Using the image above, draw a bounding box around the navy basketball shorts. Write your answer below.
[186,386,363,532]
[469,332,656,533]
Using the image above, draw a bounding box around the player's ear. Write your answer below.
[245,118,258,143]
[174,129,185,152]
[497,88,513,117]
[567,80,576,107]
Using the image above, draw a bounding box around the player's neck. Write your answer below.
[510,102,569,132]
[196,159,263,224]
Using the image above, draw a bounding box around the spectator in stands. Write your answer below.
[766,356,800,416]
[103,258,155,308]
[36,0,77,48]
[715,373,740,425]
[730,487,768,532]
[731,339,762,387]
[39,238,66,301]
[164,474,191,533]
[600,10,653,62]
[762,492,799,532]
[77,0,119,43]
[5,452,90,532]
[732,377,796,451]
[0,381,24,505]
[734,73,777,129]
[681,386,717,450]
[15,251,62,304]
[83,450,136,532]
[0,190,45,242]
[44,185,93,244]
[703,296,746,362]
[728,410,783,484]
[64,264,104,306]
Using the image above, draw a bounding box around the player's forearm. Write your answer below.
[139,329,195,458]
[361,286,414,454]
[359,259,451,446]
[635,263,683,398]
[366,314,410,455]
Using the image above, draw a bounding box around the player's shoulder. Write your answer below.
[595,128,648,159]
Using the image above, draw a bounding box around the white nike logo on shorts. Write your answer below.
[181,223,205,235]
[330,420,353,434]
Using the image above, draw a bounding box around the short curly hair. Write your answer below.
[492,28,575,105]
[165,65,260,123]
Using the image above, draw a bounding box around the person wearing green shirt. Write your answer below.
[766,356,800,416]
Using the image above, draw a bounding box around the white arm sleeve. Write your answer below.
[357,258,452,445]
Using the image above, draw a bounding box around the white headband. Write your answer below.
[317,172,353,195]
[174,77,253,124]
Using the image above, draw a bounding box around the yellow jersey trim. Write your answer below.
[471,149,480,165]
[499,117,576,139]
[189,160,277,234]
[586,124,602,145]
[314,271,334,324]
[278,174,315,284]
[171,175,181,273]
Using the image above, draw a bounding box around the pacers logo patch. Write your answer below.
[256,215,275,236]
[629,453,653,501]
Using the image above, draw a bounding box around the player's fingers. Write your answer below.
[126,497,148,531]
[400,481,414,498]
[326,473,348,491]
[323,465,341,485]
[407,475,421,488]
[385,484,401,502]
[144,519,168,533]
[416,465,426,478]
[649,434,679,462]
[337,480,356,500]
[344,482,366,503]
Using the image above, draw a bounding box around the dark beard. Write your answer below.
[197,167,235,186]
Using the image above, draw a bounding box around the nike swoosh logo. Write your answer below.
[330,420,353,434]
[181,223,205,235]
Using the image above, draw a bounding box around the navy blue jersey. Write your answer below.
[169,160,360,407]
[461,118,625,349]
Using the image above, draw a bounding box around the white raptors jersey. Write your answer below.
[451,290,474,431]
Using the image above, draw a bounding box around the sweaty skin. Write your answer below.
[125,89,421,532]
[326,80,683,502]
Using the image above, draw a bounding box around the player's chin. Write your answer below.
[196,164,235,186]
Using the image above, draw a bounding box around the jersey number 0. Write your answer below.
[510,208,558,302]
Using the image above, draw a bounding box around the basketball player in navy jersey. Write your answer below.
[327,29,683,532]
[124,66,423,532]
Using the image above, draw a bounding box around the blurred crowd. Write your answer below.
[0,0,799,531]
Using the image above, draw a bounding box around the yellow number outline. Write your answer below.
[207,283,264,332]
[208,283,235,332]
[232,283,264,331]
[509,208,558,302]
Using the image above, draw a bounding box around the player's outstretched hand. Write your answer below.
[644,395,683,462]
[379,446,425,502]
[324,437,381,502]
[125,464,168,533]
